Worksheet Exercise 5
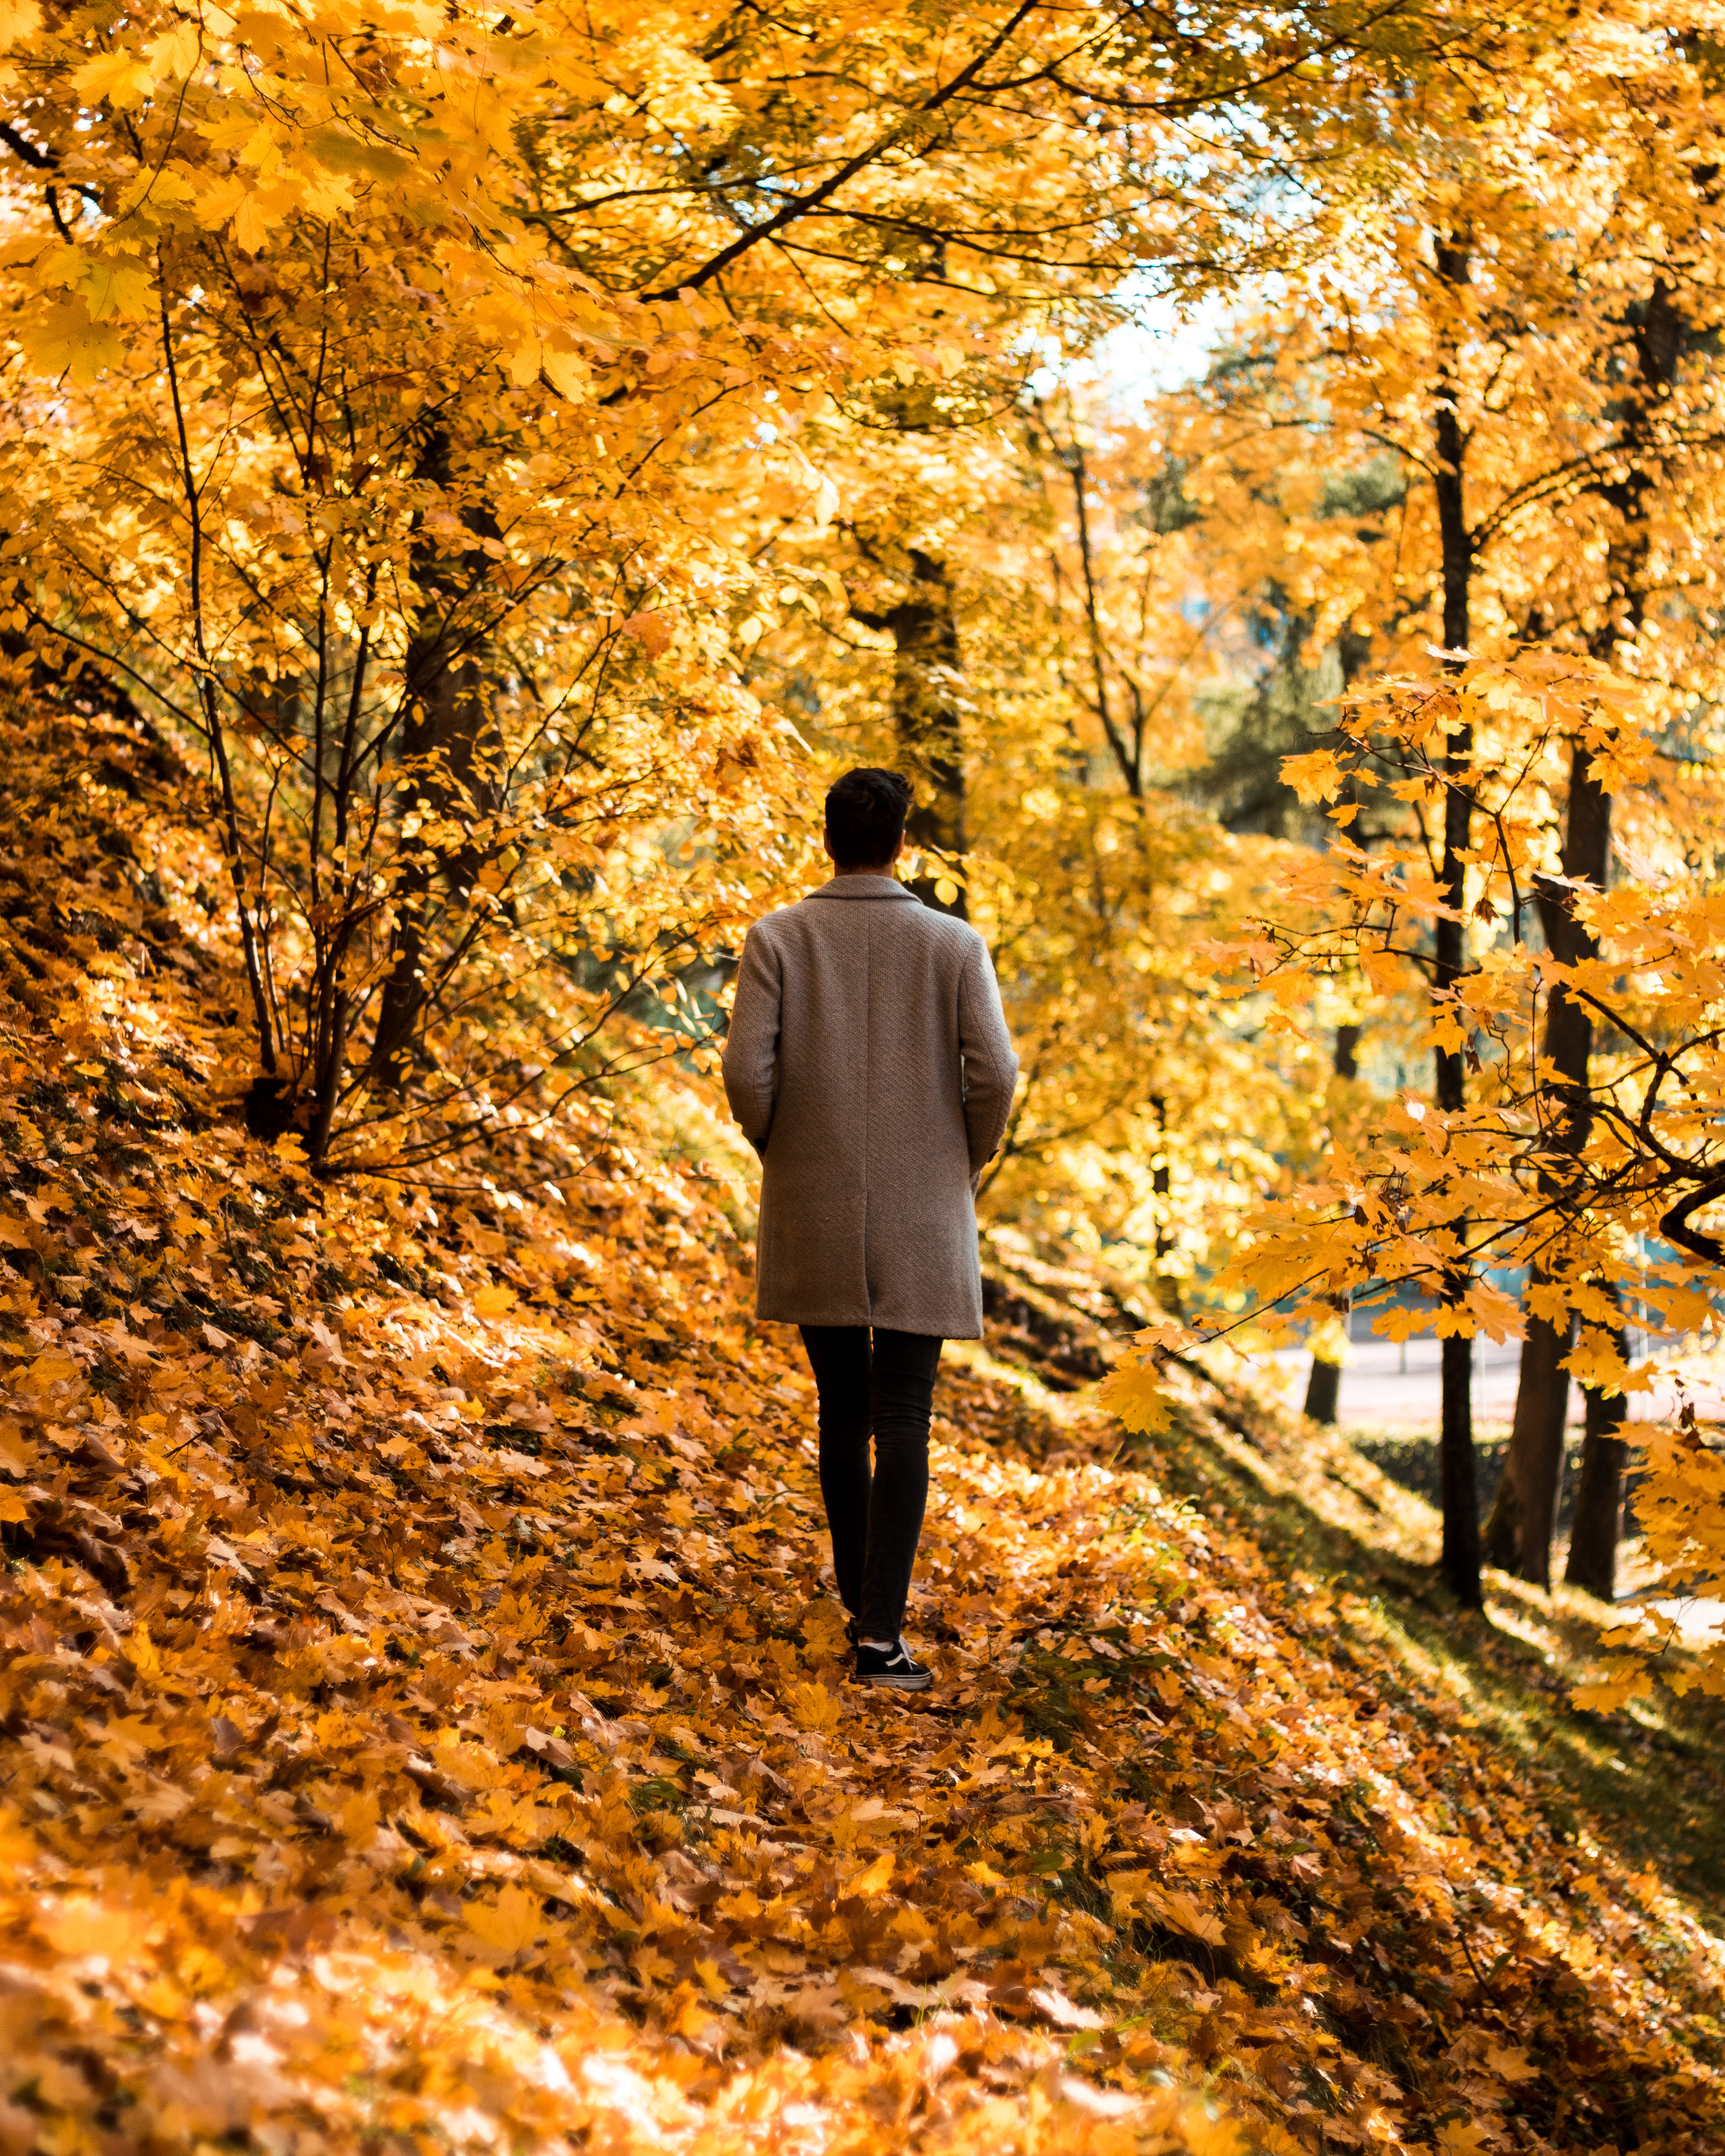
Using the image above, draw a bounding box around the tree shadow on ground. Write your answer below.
[1121,1369,1725,1923]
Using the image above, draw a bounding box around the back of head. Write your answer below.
[825,767,913,870]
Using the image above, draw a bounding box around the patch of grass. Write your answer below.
[1138,1377,1725,1919]
[629,1774,688,1817]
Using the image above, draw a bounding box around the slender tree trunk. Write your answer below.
[1431,236,1481,1608]
[1559,281,1682,1587]
[1061,430,1140,796]
[1481,744,1608,1582]
[1566,1330,1630,1600]
[1303,1354,1341,1427]
[882,549,967,917]
[1148,1092,1182,1317]
[370,647,490,1079]
[1484,1315,1571,1584]
[1304,1022,1360,1426]
[161,284,278,1078]
[370,426,501,1082]
[1490,279,1681,1585]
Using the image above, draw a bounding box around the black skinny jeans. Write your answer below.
[799,1325,943,1642]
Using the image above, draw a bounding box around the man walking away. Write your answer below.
[722,768,1019,1690]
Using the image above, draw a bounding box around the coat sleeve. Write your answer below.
[957,938,1019,1172]
[721,923,782,1153]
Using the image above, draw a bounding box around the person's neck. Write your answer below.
[833,862,897,879]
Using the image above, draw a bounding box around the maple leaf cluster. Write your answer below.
[1097,644,1725,1660]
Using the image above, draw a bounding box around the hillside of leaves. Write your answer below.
[2,700,1724,2155]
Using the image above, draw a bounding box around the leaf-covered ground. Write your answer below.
[2,709,1724,2155]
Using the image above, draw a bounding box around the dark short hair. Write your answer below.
[824,767,913,869]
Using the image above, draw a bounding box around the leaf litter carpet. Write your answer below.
[0,723,1723,2152]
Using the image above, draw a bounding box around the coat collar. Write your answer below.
[805,875,920,902]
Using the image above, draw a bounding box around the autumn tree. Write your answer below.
[1131,13,1725,1598]
[1101,650,1725,1575]
[0,0,1465,1173]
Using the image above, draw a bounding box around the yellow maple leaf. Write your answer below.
[1177,2102,1244,2156]
[145,21,201,78]
[39,1898,151,1960]
[846,1850,894,1897]
[622,611,672,658]
[464,1883,542,1958]
[25,1351,80,1390]
[234,194,273,254]
[1096,1356,1175,1434]
[1436,2122,1493,2156]
[1143,1883,1225,1948]
[0,0,40,50]
[1106,1867,1152,1917]
[1281,747,1345,804]
[70,49,156,110]
[786,1680,842,1734]
[340,1788,381,1846]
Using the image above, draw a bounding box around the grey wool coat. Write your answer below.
[721,875,1019,1337]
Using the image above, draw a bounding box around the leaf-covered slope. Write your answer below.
[0,706,1723,2155]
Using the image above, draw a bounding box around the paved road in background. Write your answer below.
[1259,1337,1725,1624]
[1260,1335,1724,1429]
[1261,1336,1565,1427]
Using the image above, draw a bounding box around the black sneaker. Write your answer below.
[855,1639,932,1691]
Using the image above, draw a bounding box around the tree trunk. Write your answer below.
[1483,1315,1572,1585]
[1481,742,1608,1580]
[1147,1092,1182,1316]
[1439,1332,1478,1599]
[1431,236,1481,1609]
[883,549,966,917]
[1560,284,1682,1592]
[370,427,502,1082]
[370,644,491,1080]
[1486,279,1681,1585]
[1304,1358,1342,1426]
[1304,1022,1359,1426]
[1060,428,1141,796]
[1566,1343,1630,1601]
